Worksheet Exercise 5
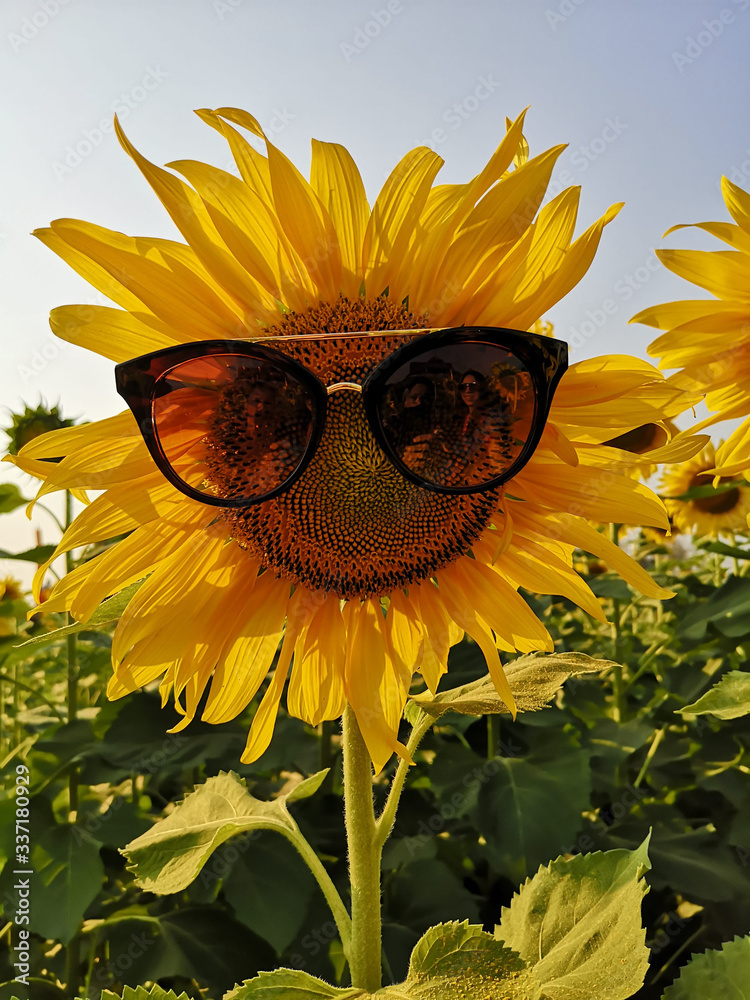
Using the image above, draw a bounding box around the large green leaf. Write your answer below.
[224,832,319,953]
[225,969,362,998]
[409,652,615,718]
[496,836,651,999]
[677,576,750,640]
[122,770,328,894]
[662,935,750,999]
[99,908,276,997]
[15,582,142,649]
[679,671,750,720]
[475,729,591,880]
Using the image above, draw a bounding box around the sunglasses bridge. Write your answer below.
[326,381,363,394]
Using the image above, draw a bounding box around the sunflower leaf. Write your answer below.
[97,988,192,1000]
[0,483,30,514]
[495,835,651,1000]
[14,581,143,649]
[224,968,364,998]
[368,921,538,998]
[409,652,615,717]
[0,544,57,563]
[678,670,750,720]
[661,935,750,999]
[121,770,328,895]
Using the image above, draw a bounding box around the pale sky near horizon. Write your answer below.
[1,0,749,579]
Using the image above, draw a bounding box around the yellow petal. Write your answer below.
[310,140,370,298]
[515,507,674,599]
[50,304,180,361]
[363,147,443,301]
[203,571,290,723]
[265,140,342,299]
[44,219,244,340]
[169,157,309,309]
[436,565,518,715]
[514,460,669,528]
[241,588,314,763]
[115,117,272,318]
[343,599,405,773]
[722,176,750,236]
[657,248,750,302]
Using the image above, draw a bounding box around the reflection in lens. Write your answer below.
[152,355,314,502]
[378,342,536,488]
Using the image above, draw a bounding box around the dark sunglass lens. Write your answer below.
[152,355,314,502]
[378,341,537,488]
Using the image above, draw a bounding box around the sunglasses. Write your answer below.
[115,326,568,507]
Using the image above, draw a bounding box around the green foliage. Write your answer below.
[409,652,615,717]
[15,824,103,944]
[476,729,592,880]
[16,582,143,649]
[226,968,362,998]
[679,670,750,719]
[497,837,651,999]
[0,545,57,563]
[100,988,191,1000]
[401,921,536,998]
[661,935,750,999]
[122,769,328,894]
[0,484,30,514]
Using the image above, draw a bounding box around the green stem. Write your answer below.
[0,671,65,722]
[65,933,80,999]
[281,827,352,959]
[321,718,336,793]
[611,600,624,723]
[609,524,626,724]
[12,663,20,749]
[375,710,434,851]
[633,727,666,789]
[64,491,79,819]
[342,705,382,993]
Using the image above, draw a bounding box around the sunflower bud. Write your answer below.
[4,401,75,455]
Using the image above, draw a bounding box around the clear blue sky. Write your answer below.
[2,0,749,572]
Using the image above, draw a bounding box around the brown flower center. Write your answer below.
[689,472,742,515]
[217,297,501,599]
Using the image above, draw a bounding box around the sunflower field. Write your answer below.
[2,111,750,1000]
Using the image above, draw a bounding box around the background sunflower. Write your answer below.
[633,178,750,479]
[661,442,750,537]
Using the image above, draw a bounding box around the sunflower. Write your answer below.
[661,442,750,537]
[7,108,687,771]
[632,177,750,478]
